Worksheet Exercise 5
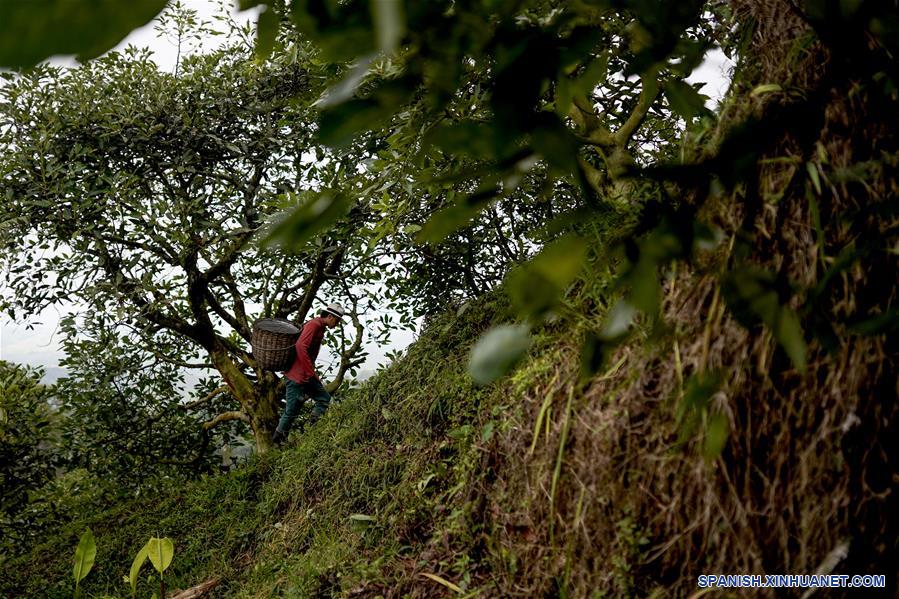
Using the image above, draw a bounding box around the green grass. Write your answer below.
[3,209,634,598]
[1,291,519,598]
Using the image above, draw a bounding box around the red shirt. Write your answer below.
[284,317,326,383]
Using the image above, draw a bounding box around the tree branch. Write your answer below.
[568,93,615,148]
[325,283,365,393]
[91,237,207,347]
[275,245,345,321]
[203,162,266,283]
[148,346,213,369]
[221,271,249,332]
[272,251,322,317]
[205,288,251,341]
[578,156,609,197]
[182,385,229,411]
[202,410,250,430]
[613,74,660,147]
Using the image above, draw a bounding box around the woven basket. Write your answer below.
[251,318,300,371]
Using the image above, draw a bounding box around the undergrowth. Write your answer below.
[1,206,632,598]
[0,290,534,597]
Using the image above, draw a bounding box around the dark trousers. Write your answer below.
[276,377,331,434]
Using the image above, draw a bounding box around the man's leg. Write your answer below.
[274,380,304,442]
[304,377,332,425]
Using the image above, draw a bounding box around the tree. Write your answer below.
[0,361,58,545]
[272,0,713,323]
[53,320,230,485]
[0,44,372,453]
[0,0,715,349]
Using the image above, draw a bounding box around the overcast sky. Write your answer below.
[1,0,259,376]
[0,1,733,381]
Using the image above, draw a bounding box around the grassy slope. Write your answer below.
[1,290,541,598]
[3,210,642,598]
[9,191,891,597]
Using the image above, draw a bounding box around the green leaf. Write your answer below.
[774,307,807,373]
[317,78,415,146]
[721,268,807,372]
[628,257,661,314]
[599,300,637,340]
[848,309,899,335]
[677,371,722,443]
[349,513,375,522]
[469,324,531,385]
[317,54,377,109]
[806,162,822,195]
[255,6,279,59]
[556,49,608,116]
[416,473,436,492]
[0,0,168,68]
[146,537,174,574]
[370,0,405,53]
[575,51,609,96]
[318,99,394,147]
[530,118,581,172]
[425,122,501,160]
[703,413,729,461]
[129,543,150,596]
[416,188,496,243]
[447,424,474,440]
[507,235,588,319]
[750,83,782,96]
[263,190,353,250]
[349,513,376,530]
[664,79,710,120]
[73,529,97,584]
[289,0,374,62]
[481,421,495,443]
[580,331,606,377]
[554,75,573,117]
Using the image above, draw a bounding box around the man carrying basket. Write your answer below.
[272,303,346,445]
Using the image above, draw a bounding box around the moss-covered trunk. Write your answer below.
[247,374,284,455]
[209,348,281,455]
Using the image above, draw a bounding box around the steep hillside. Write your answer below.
[1,205,631,598]
[0,290,532,598]
[4,1,898,597]
[4,173,897,598]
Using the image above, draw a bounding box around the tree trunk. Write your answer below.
[247,374,283,454]
[208,347,280,454]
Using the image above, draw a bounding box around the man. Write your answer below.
[272,303,345,444]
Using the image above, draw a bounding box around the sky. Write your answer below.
[0,1,734,383]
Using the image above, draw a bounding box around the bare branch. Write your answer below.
[182,385,229,411]
[205,288,251,341]
[325,283,365,393]
[568,93,615,148]
[613,74,660,147]
[202,410,250,430]
[221,271,249,331]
